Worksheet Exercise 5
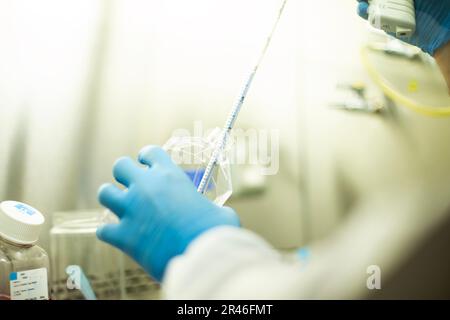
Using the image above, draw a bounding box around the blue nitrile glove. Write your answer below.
[357,0,450,56]
[96,146,240,282]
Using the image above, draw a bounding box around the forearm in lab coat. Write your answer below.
[162,225,370,300]
[162,179,450,300]
[162,226,310,299]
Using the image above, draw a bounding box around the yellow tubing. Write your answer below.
[361,46,450,117]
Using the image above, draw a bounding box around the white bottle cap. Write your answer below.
[0,201,45,245]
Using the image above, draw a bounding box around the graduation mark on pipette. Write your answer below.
[197,0,288,195]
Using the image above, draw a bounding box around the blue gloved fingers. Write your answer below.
[357,1,369,20]
[138,145,174,168]
[98,183,127,218]
[113,157,142,187]
[98,146,241,282]
[96,223,126,250]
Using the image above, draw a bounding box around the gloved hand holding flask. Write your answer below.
[96,146,240,282]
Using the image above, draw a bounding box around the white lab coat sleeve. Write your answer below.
[162,179,450,299]
[162,226,316,299]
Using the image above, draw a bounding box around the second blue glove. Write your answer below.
[357,0,450,56]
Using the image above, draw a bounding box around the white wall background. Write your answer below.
[0,0,311,250]
[0,0,375,249]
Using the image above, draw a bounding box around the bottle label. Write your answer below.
[9,268,49,300]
